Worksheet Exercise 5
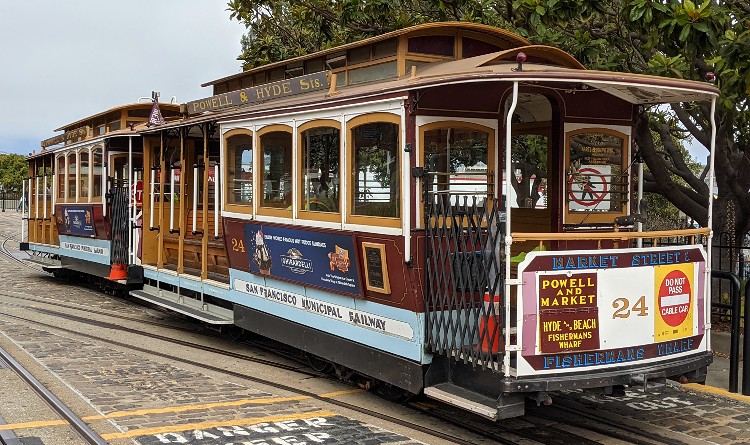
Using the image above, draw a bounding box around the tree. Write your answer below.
[0,154,27,192]
[226,0,750,241]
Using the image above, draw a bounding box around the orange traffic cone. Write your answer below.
[106,263,128,281]
[477,291,502,353]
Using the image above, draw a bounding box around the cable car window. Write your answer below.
[67,152,76,199]
[301,126,340,214]
[260,130,292,210]
[57,156,65,200]
[565,129,627,223]
[92,148,103,199]
[79,150,90,201]
[424,126,490,206]
[352,121,399,219]
[227,133,253,207]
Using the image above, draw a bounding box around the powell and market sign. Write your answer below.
[186,71,329,116]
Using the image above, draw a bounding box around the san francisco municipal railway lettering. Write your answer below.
[538,273,600,353]
[234,279,413,339]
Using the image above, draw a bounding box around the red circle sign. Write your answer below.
[568,167,608,206]
[658,270,691,326]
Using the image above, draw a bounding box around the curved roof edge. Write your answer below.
[201,21,531,87]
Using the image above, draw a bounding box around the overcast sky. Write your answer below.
[0,1,246,156]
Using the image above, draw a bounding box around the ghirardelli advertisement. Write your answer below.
[243,223,362,297]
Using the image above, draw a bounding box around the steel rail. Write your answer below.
[0,346,107,445]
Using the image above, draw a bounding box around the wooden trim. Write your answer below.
[157,133,166,269]
[563,127,629,225]
[90,146,103,203]
[257,124,293,219]
[202,126,209,280]
[177,131,186,274]
[346,113,402,228]
[297,119,342,223]
[361,242,391,294]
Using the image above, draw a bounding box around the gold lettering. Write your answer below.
[300,79,310,90]
[282,82,292,94]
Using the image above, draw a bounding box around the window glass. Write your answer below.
[260,131,292,209]
[92,148,103,197]
[407,35,454,57]
[227,134,253,206]
[57,157,65,199]
[348,61,397,85]
[510,134,549,209]
[462,37,500,58]
[301,127,340,213]
[67,153,76,199]
[352,122,399,218]
[79,151,90,200]
[424,127,490,206]
[566,131,625,214]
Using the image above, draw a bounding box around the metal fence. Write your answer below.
[0,191,22,212]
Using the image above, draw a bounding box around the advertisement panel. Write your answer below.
[58,205,96,237]
[516,246,706,376]
[243,223,362,297]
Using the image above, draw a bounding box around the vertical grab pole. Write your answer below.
[503,81,519,376]
[705,96,718,355]
[21,179,26,243]
[128,136,133,264]
[192,164,199,234]
[150,167,157,230]
[636,160,644,247]
[43,174,47,220]
[35,176,39,220]
[170,165,176,232]
[214,162,220,238]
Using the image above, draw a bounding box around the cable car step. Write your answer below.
[129,286,234,325]
[424,383,503,420]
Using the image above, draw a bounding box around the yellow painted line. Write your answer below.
[317,389,365,398]
[0,420,69,430]
[84,395,312,420]
[0,389,364,432]
[100,409,338,440]
[682,383,750,403]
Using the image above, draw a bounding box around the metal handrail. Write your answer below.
[512,227,709,242]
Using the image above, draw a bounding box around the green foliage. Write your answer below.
[225,0,750,234]
[0,154,27,192]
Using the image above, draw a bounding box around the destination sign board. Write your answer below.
[186,71,329,116]
[41,126,90,148]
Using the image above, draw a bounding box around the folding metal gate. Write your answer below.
[424,190,506,370]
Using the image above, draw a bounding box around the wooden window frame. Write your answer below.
[347,113,402,228]
[297,120,342,223]
[78,148,90,203]
[418,120,496,227]
[90,146,103,202]
[563,127,629,225]
[224,128,254,215]
[56,155,66,202]
[257,124,293,219]
[67,151,77,202]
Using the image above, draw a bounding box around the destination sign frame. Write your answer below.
[41,126,90,148]
[186,71,329,116]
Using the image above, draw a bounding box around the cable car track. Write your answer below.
[0,297,704,445]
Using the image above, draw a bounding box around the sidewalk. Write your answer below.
[706,331,744,391]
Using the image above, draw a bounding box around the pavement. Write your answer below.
[707,330,745,392]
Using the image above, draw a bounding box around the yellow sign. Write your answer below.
[654,263,694,341]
